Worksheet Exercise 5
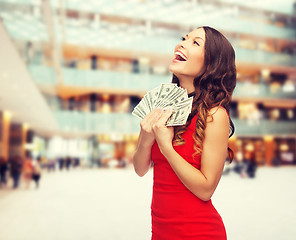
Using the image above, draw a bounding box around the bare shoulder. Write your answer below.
[204,106,229,146]
[207,106,229,126]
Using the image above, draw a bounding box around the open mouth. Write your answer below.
[174,51,187,62]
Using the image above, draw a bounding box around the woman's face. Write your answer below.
[169,28,205,81]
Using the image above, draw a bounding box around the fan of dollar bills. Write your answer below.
[132,83,193,126]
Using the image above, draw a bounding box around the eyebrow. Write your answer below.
[185,34,204,42]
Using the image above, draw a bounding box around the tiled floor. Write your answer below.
[0,166,295,240]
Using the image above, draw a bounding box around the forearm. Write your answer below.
[162,147,213,201]
[132,139,153,177]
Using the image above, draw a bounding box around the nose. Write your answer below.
[176,41,185,50]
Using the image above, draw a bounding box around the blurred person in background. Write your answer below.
[10,156,23,189]
[58,157,64,171]
[65,156,72,170]
[233,151,246,177]
[244,151,257,178]
[32,158,42,189]
[73,157,80,168]
[117,157,127,168]
[47,158,56,172]
[133,26,236,239]
[0,157,8,187]
[23,155,33,189]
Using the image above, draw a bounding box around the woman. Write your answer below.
[10,156,23,189]
[32,158,42,189]
[0,157,8,187]
[133,26,236,240]
[23,156,33,189]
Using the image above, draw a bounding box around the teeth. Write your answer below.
[175,51,187,61]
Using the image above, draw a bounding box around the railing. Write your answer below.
[54,111,296,135]
[235,48,296,67]
[232,119,296,135]
[62,68,169,91]
[28,65,57,84]
[29,65,296,99]
[233,82,296,100]
[54,111,141,134]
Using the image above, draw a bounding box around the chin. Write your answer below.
[168,64,180,76]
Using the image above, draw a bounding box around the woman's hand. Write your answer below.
[139,108,163,148]
[152,108,174,155]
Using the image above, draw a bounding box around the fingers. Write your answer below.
[140,108,162,131]
[151,108,173,130]
[156,108,173,126]
[141,107,173,130]
[144,108,162,123]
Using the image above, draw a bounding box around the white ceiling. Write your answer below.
[0,21,60,136]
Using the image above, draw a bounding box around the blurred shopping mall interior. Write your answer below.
[0,0,296,169]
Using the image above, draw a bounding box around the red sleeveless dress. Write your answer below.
[151,113,227,240]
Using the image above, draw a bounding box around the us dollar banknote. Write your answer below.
[132,83,193,126]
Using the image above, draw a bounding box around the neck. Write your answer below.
[178,77,195,94]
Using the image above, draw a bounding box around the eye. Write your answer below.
[194,41,200,46]
[181,36,186,41]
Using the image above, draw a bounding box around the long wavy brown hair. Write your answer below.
[172,26,237,162]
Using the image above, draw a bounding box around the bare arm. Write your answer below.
[132,131,153,177]
[132,108,162,177]
[153,107,229,201]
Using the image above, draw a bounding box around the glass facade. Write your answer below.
[0,0,295,167]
